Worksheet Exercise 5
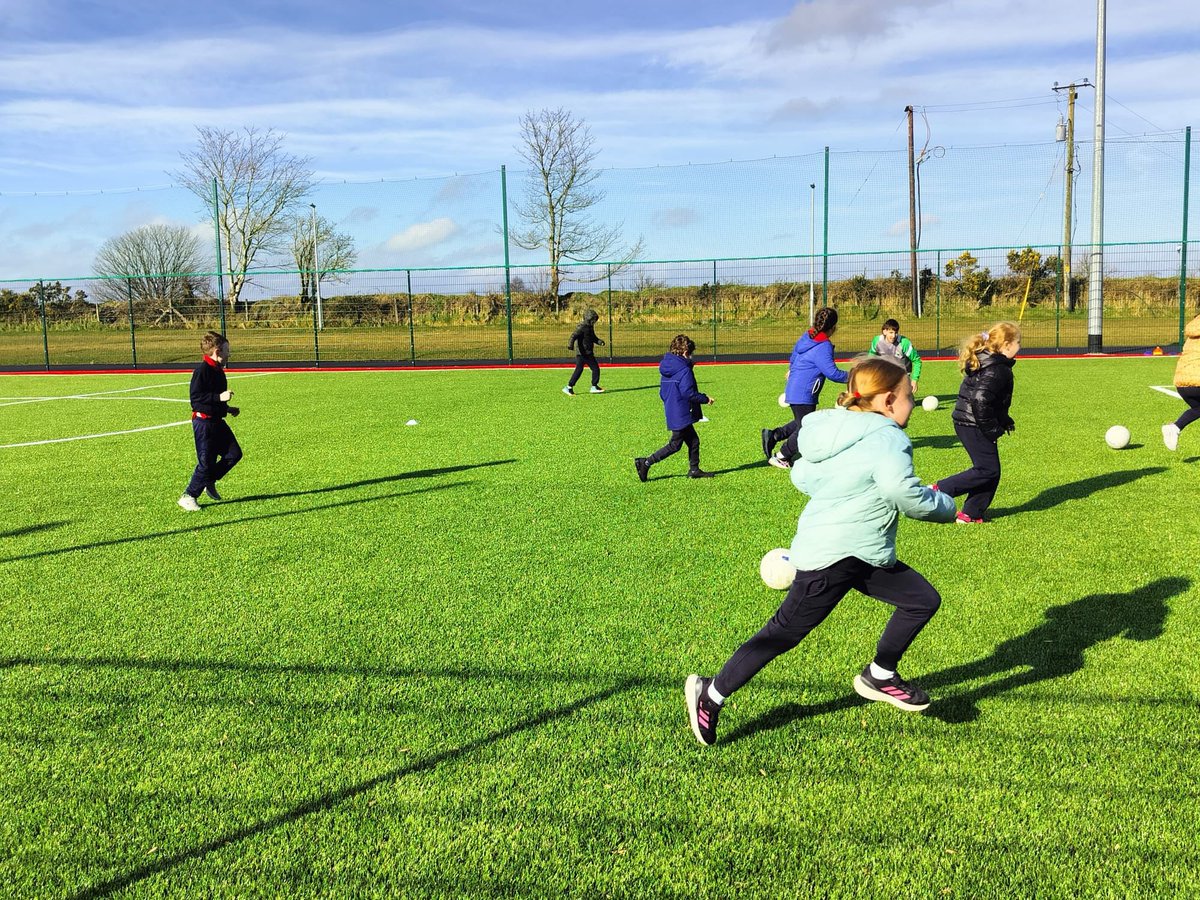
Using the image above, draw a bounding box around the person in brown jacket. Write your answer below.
[1163,314,1200,451]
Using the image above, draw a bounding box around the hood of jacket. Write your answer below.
[795,405,896,463]
[659,351,690,378]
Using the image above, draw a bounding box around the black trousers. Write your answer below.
[937,424,1001,519]
[1175,386,1200,431]
[770,403,816,459]
[568,354,601,388]
[185,417,242,497]
[712,557,941,697]
[646,425,700,470]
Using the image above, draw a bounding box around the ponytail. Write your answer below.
[960,322,1020,373]
[837,356,908,411]
[811,306,839,337]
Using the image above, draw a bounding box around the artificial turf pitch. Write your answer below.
[1,357,1198,898]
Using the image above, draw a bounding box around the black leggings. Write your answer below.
[712,556,941,698]
[936,424,1001,519]
[770,403,816,459]
[568,354,600,388]
[646,425,700,471]
[1175,386,1200,431]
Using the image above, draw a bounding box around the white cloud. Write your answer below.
[385,217,460,253]
[888,214,942,237]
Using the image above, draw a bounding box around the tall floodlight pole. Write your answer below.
[310,203,323,331]
[1087,0,1106,352]
[809,183,816,325]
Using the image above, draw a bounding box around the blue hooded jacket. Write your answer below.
[784,330,849,405]
[659,352,709,431]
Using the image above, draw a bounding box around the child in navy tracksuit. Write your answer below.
[635,334,715,481]
[178,331,242,511]
[564,309,606,395]
[761,307,849,469]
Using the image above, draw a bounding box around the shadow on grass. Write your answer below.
[0,521,70,539]
[594,384,658,394]
[0,481,471,565]
[922,576,1186,724]
[721,693,869,744]
[910,434,962,450]
[220,460,516,505]
[987,467,1167,517]
[66,677,645,900]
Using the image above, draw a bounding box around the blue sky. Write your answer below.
[1,0,1197,282]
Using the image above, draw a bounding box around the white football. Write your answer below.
[922,395,939,412]
[759,548,797,590]
[778,392,788,408]
[1105,425,1131,449]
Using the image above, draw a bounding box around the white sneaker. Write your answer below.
[768,454,791,470]
[1163,423,1180,451]
[590,386,604,393]
[562,386,574,396]
[177,494,201,512]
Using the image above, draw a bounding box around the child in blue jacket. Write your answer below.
[761,307,849,470]
[687,356,956,745]
[635,335,715,481]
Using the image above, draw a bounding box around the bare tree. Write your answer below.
[91,224,211,324]
[289,212,358,307]
[512,108,642,304]
[176,126,314,313]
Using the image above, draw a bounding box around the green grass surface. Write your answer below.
[2,358,1198,898]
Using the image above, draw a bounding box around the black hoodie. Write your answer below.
[568,311,604,356]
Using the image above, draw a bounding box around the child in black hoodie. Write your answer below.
[178,331,242,511]
[564,309,606,395]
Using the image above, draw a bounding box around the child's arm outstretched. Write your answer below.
[817,343,850,384]
[872,433,956,523]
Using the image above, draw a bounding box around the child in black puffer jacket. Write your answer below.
[564,309,606,395]
[933,322,1021,524]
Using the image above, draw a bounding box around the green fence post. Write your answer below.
[1180,126,1192,345]
[935,251,941,352]
[501,165,514,363]
[126,280,138,368]
[37,281,49,370]
[606,264,614,360]
[1056,252,1063,353]
[407,270,416,364]
[712,259,719,359]
[822,146,830,306]
[212,178,227,335]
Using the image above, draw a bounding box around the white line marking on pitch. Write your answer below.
[0,371,278,407]
[0,420,193,449]
[1151,385,1181,400]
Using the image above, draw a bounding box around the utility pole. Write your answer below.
[905,105,919,316]
[1054,80,1090,312]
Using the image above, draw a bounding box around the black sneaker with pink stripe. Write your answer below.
[853,666,931,711]
[685,674,721,745]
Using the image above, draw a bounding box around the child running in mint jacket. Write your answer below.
[761,307,848,470]
[687,356,956,746]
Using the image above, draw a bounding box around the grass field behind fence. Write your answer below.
[2,358,1199,898]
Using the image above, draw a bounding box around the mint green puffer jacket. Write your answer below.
[789,407,955,570]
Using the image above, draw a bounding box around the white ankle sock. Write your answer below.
[869,662,894,680]
[706,683,726,705]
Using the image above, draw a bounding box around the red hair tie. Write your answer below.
[852,391,861,399]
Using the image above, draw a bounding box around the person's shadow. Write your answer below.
[922,576,1186,723]
[988,467,1166,517]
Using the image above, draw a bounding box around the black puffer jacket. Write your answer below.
[568,311,605,356]
[950,351,1015,441]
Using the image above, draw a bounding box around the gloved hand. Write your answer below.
[219,390,233,402]
[228,406,240,417]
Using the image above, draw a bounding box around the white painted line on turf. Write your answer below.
[0,371,278,407]
[1151,385,1181,400]
[0,420,193,449]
